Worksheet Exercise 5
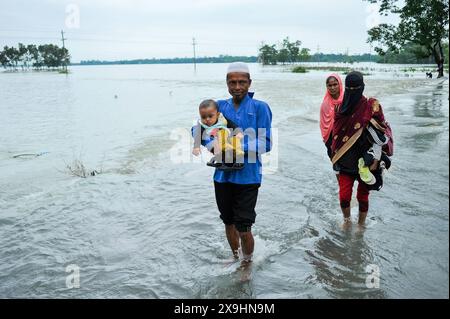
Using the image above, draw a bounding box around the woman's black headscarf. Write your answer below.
[339,71,365,115]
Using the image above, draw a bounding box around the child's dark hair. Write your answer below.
[199,99,218,111]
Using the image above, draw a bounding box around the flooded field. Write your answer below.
[0,63,448,298]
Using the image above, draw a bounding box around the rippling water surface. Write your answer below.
[0,63,448,298]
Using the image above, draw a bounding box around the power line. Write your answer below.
[316,44,320,64]
[0,34,194,45]
[0,32,259,48]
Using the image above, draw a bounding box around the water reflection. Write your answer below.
[403,82,447,152]
[413,83,444,119]
[307,227,387,298]
[194,270,255,299]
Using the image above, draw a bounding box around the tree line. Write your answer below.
[79,49,445,66]
[258,37,311,65]
[80,54,379,66]
[0,43,70,71]
[313,53,378,63]
[379,42,449,64]
[79,55,257,65]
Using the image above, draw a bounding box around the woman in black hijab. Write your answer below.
[330,71,389,227]
[339,71,365,115]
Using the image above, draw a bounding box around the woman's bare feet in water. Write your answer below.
[341,217,352,231]
[356,223,366,235]
[358,211,368,225]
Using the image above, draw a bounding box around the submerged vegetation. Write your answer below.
[258,37,311,65]
[61,156,103,179]
[259,36,447,67]
[0,43,70,71]
[79,55,257,65]
[292,65,374,75]
[292,66,308,73]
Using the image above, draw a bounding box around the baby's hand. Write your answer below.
[236,132,244,139]
[192,148,201,156]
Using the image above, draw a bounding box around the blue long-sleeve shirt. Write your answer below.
[192,93,273,185]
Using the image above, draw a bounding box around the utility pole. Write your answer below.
[61,30,67,72]
[192,37,197,72]
[316,45,320,65]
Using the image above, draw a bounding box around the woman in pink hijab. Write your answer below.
[320,73,344,158]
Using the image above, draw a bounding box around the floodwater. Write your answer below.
[0,63,448,298]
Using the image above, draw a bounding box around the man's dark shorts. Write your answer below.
[214,182,260,233]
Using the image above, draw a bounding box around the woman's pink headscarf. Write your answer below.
[320,73,344,142]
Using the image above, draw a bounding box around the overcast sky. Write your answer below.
[0,0,400,62]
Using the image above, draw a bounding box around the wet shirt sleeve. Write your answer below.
[243,101,273,154]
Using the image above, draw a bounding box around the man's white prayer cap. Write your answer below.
[227,62,250,74]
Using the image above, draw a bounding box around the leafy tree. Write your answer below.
[381,43,434,63]
[277,48,290,64]
[39,44,63,69]
[282,37,302,63]
[0,43,70,71]
[299,48,311,62]
[26,44,40,69]
[4,46,20,69]
[0,48,9,68]
[366,0,449,77]
[59,47,70,70]
[258,38,309,65]
[258,44,278,65]
[17,43,27,70]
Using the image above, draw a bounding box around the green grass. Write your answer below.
[400,67,434,73]
[292,66,308,73]
[297,66,351,72]
[292,65,374,76]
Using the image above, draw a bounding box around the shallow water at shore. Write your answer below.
[0,63,448,298]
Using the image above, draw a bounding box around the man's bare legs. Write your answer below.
[225,225,255,270]
[238,231,254,281]
[239,231,254,261]
[225,225,240,259]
